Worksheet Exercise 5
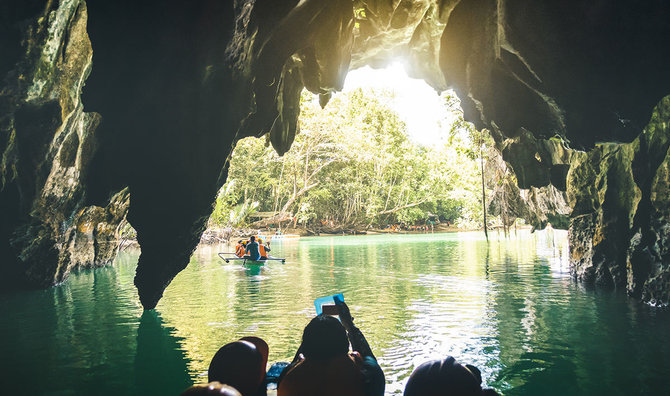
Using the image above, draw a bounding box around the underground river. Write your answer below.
[1,230,669,395]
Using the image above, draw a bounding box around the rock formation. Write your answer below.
[486,139,572,232]
[568,97,670,305]
[1,0,669,308]
[0,1,128,290]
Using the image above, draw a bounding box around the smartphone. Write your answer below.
[321,304,339,316]
[314,293,344,316]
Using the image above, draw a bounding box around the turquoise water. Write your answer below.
[1,230,669,395]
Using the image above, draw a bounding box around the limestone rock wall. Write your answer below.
[0,0,129,288]
[489,97,670,305]
[486,140,571,232]
[567,97,670,304]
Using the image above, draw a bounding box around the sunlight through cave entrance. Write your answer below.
[206,64,523,242]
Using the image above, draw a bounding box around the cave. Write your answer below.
[2,0,670,311]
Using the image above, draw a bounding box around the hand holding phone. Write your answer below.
[334,297,354,330]
[314,293,344,316]
[321,304,339,315]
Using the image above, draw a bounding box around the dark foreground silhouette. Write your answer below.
[181,300,500,396]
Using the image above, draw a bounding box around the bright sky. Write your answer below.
[341,63,460,145]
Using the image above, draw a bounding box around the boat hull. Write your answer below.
[217,253,285,264]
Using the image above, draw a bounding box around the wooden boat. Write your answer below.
[218,252,286,265]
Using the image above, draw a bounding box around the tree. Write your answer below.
[443,92,495,235]
[210,88,488,230]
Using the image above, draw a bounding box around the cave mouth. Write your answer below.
[339,63,455,145]
[209,62,508,235]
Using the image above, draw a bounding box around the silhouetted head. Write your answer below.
[249,235,256,242]
[208,341,264,396]
[239,336,269,371]
[301,314,349,360]
[404,357,499,396]
[238,240,243,244]
[181,382,242,396]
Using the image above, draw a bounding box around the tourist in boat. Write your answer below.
[277,300,384,396]
[258,238,271,259]
[240,336,269,373]
[403,356,499,396]
[208,339,267,396]
[235,240,246,258]
[244,236,261,261]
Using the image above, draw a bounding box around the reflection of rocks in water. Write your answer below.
[135,311,192,394]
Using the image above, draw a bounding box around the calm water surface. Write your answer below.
[1,230,669,395]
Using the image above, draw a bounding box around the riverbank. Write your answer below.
[122,223,533,248]
[198,223,490,244]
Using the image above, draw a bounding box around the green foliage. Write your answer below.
[211,88,487,228]
[210,180,261,227]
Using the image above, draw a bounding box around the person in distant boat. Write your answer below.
[258,238,271,259]
[235,240,246,258]
[244,236,261,261]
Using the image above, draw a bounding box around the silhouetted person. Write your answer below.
[181,382,242,396]
[244,236,260,260]
[208,340,266,396]
[278,300,384,395]
[404,356,499,396]
[240,336,269,371]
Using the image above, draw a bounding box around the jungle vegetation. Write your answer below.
[210,88,503,231]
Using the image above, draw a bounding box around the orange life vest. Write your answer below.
[259,244,267,258]
[235,244,245,257]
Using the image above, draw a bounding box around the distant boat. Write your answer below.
[218,252,285,264]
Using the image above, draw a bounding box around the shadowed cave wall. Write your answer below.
[1,0,669,308]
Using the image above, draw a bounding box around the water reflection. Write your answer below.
[156,231,669,395]
[1,231,669,395]
[135,311,191,393]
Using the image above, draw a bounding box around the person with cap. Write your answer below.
[240,336,269,378]
[277,299,384,396]
[208,338,268,396]
[403,356,500,396]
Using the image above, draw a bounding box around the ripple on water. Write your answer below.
[2,231,670,396]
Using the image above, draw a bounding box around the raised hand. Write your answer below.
[334,297,354,330]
